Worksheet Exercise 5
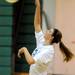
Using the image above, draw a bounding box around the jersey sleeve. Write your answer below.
[35,31,44,39]
[35,31,45,47]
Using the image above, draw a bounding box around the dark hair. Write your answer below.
[51,28,74,62]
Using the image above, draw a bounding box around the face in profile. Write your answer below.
[44,29,54,44]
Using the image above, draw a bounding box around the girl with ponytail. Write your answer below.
[51,28,74,62]
[18,0,74,75]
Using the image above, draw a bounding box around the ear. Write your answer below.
[50,36,54,41]
[52,36,54,40]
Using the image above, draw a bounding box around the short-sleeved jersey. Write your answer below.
[29,31,54,75]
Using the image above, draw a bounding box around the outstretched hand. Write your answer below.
[18,47,27,58]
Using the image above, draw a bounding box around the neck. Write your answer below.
[44,41,50,45]
[44,40,53,45]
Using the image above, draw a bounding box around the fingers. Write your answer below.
[17,47,27,58]
[18,49,22,58]
[18,52,20,58]
[18,48,24,58]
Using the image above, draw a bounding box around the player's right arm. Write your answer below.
[34,0,42,32]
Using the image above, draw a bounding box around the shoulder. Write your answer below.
[35,30,43,35]
[35,30,44,38]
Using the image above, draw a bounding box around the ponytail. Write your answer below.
[51,28,74,62]
[59,41,74,62]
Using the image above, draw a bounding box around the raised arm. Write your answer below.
[34,0,42,32]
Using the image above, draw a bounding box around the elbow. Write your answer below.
[28,60,35,65]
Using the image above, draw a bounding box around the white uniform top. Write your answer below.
[29,31,54,75]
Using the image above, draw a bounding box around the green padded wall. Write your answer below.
[14,0,36,73]
[0,0,13,75]
[14,0,42,73]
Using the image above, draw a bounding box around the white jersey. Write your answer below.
[29,31,54,75]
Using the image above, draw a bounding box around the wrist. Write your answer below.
[22,47,27,55]
[36,5,40,8]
